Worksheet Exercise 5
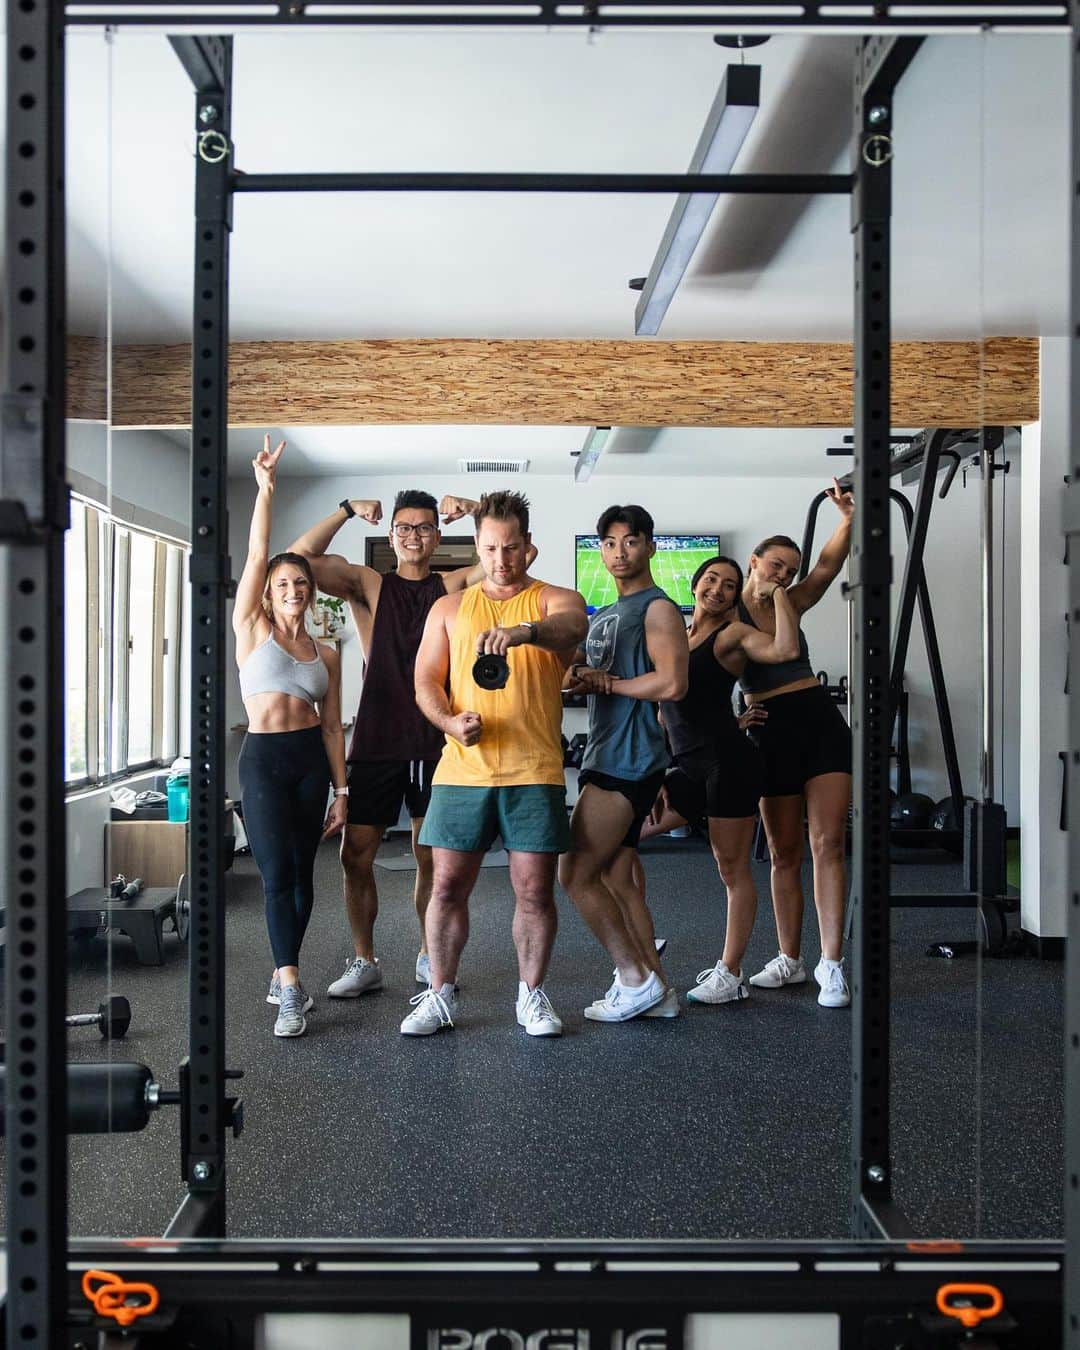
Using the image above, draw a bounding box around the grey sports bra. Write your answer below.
[239,632,329,707]
[736,598,815,695]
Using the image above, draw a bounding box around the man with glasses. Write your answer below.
[289,490,522,997]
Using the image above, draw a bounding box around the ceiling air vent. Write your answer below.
[456,458,530,475]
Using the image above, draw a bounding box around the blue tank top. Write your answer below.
[580,586,676,780]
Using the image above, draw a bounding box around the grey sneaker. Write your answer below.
[584,970,666,1022]
[266,972,281,1006]
[400,986,457,1036]
[748,952,807,989]
[274,984,308,1037]
[687,960,749,1005]
[516,985,563,1037]
[415,951,431,986]
[327,956,383,998]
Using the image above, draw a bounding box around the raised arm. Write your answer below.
[287,497,383,603]
[602,598,688,703]
[414,596,483,747]
[438,495,537,593]
[787,477,854,614]
[717,582,801,666]
[232,435,283,654]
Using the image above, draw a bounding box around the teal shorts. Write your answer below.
[419,784,571,854]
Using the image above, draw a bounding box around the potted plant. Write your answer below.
[315,593,347,637]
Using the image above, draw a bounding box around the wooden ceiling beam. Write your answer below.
[66,336,1039,428]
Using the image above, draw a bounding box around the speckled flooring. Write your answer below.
[2,836,1063,1243]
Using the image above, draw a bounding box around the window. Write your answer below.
[65,493,188,788]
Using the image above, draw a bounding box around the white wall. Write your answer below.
[67,422,190,534]
[1018,340,1068,938]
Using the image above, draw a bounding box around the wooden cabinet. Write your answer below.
[105,820,187,888]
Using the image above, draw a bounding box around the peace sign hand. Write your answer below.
[825,475,854,520]
[252,433,285,491]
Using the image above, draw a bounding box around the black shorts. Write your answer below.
[746,684,852,797]
[346,758,440,827]
[666,733,765,821]
[577,767,667,849]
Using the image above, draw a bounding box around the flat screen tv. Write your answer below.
[575,533,721,614]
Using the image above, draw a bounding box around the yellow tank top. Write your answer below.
[433,579,567,788]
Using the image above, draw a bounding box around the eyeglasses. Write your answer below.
[392,522,437,538]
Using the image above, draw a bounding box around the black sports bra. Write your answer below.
[736,598,815,695]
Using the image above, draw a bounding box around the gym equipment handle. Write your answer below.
[935,1282,1004,1328]
[82,1269,160,1328]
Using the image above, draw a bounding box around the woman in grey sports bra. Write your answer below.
[737,478,855,1011]
[234,436,349,1039]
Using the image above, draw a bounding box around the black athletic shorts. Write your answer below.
[577,767,667,849]
[746,684,852,797]
[665,733,765,821]
[347,758,440,827]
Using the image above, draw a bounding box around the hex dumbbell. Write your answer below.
[65,994,131,1040]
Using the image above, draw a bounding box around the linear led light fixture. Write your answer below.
[633,63,760,336]
[573,426,612,483]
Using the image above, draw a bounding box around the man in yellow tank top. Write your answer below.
[407,491,587,1039]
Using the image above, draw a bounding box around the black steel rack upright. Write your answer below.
[3,4,1076,1347]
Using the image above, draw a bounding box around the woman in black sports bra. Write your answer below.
[655,555,801,1006]
[738,478,854,1010]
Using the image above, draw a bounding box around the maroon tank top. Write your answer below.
[347,570,447,763]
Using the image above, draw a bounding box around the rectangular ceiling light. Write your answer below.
[634,63,760,337]
[574,426,612,484]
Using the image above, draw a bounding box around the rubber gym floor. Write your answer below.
[3,833,1063,1243]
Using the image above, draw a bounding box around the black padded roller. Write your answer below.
[0,1061,153,1134]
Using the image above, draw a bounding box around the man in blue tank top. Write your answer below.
[289,489,530,999]
[558,505,689,1022]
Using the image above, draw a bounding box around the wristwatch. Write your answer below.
[339,499,356,519]
[519,621,538,644]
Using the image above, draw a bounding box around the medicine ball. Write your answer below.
[931,795,972,833]
[893,792,935,830]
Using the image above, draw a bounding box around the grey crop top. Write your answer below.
[239,632,329,707]
[736,597,815,695]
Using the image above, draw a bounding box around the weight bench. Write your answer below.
[66,886,183,966]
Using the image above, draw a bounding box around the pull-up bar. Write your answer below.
[229,170,855,193]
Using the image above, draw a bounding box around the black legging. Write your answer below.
[238,725,329,969]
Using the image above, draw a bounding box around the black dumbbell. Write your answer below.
[66,994,131,1040]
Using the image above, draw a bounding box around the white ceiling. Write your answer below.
[57,24,1070,477]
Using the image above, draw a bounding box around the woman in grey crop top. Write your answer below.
[233,436,348,1039]
[737,479,855,1011]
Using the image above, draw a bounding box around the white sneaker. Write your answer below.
[687,960,749,1005]
[415,951,431,986]
[327,956,383,998]
[748,952,807,989]
[814,957,850,1008]
[641,986,680,1018]
[584,970,666,1022]
[516,984,563,1037]
[400,986,457,1036]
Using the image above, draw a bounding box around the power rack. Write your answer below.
[3,2,1076,1346]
